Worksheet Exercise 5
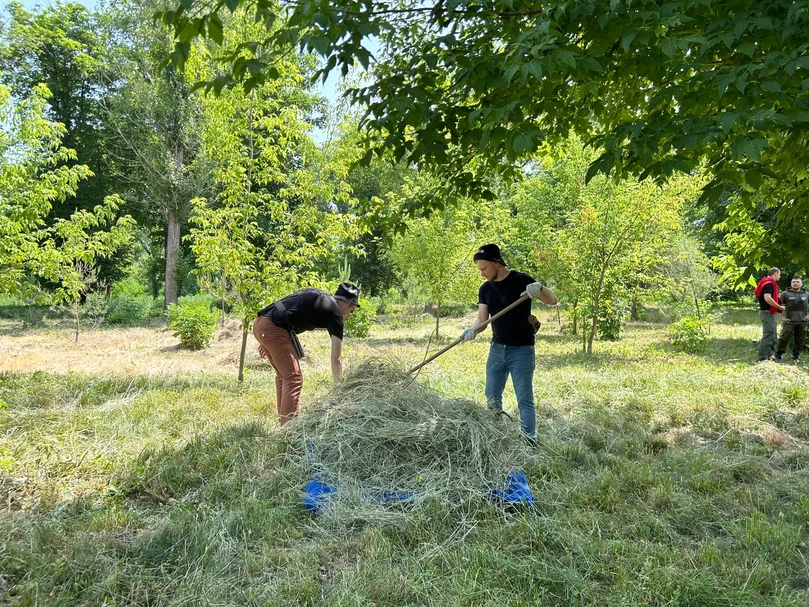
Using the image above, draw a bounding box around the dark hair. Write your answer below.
[768,267,780,276]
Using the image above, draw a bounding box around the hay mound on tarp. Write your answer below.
[285,360,529,523]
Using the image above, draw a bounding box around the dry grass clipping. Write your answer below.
[285,360,530,525]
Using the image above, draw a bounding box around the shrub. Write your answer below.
[149,297,165,318]
[107,278,153,325]
[110,277,147,299]
[108,295,152,324]
[669,316,710,354]
[598,300,626,341]
[344,298,377,338]
[167,297,220,350]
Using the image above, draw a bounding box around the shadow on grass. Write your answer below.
[3,395,809,606]
[719,307,758,326]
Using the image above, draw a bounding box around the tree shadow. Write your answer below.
[718,308,758,326]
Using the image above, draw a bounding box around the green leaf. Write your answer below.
[716,112,739,135]
[513,133,533,154]
[556,50,576,69]
[759,80,781,93]
[745,169,762,190]
[244,59,264,76]
[698,181,725,205]
[178,19,202,43]
[731,136,768,161]
[581,56,602,72]
[620,32,636,50]
[737,41,755,57]
[208,15,224,45]
[308,35,331,55]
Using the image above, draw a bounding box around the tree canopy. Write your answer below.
[160,0,809,274]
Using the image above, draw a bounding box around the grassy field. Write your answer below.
[1,308,808,606]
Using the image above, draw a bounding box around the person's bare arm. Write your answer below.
[536,285,558,306]
[330,335,343,383]
[764,293,785,311]
[474,304,489,331]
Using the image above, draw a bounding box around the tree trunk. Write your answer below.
[631,298,638,321]
[238,322,249,382]
[572,302,578,335]
[435,302,440,337]
[587,309,598,354]
[587,271,607,354]
[164,206,181,310]
[693,289,702,320]
[74,300,80,344]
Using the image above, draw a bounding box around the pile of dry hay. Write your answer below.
[284,360,530,524]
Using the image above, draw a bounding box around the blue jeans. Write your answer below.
[485,343,536,439]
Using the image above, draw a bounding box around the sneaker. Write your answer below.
[772,354,783,362]
[522,434,538,448]
[793,357,800,363]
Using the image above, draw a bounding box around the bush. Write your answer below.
[344,298,377,338]
[669,316,710,354]
[598,300,626,341]
[167,297,220,350]
[108,294,152,324]
[107,278,153,325]
[110,277,147,299]
[149,297,165,318]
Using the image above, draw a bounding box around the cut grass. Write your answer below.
[1,307,808,605]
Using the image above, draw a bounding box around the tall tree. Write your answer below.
[508,138,697,351]
[0,82,135,334]
[189,13,356,381]
[388,192,510,335]
[0,1,112,218]
[103,0,211,308]
[164,0,809,273]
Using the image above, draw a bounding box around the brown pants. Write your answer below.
[253,316,303,425]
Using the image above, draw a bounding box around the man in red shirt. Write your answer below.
[754,268,785,361]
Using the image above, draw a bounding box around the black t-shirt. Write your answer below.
[758,283,774,310]
[478,271,536,346]
[258,288,344,340]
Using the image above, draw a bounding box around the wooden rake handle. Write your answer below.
[407,294,530,375]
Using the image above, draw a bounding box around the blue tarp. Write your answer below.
[302,468,533,514]
[302,474,337,514]
[489,468,535,507]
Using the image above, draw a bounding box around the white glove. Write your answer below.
[524,282,543,299]
[461,327,477,341]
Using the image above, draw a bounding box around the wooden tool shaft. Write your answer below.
[407,294,530,374]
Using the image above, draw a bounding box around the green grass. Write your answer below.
[1,308,808,606]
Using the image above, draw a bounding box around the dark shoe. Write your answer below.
[522,434,538,448]
[772,354,783,362]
